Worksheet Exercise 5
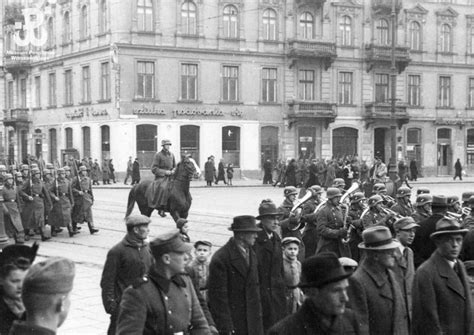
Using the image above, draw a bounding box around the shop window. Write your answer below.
[181,125,200,166]
[298,127,315,160]
[82,127,91,159]
[136,124,157,168]
[261,126,278,165]
[406,128,422,175]
[65,127,73,149]
[467,129,474,164]
[333,127,358,158]
[49,129,57,163]
[101,125,110,160]
[222,126,240,167]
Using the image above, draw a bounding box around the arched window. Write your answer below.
[181,125,200,165]
[82,126,91,158]
[300,12,314,40]
[80,5,89,39]
[47,17,54,48]
[138,0,153,31]
[409,21,421,51]
[181,1,197,35]
[63,11,71,44]
[440,24,452,53]
[136,124,157,168]
[376,19,389,45]
[333,127,358,158]
[101,125,110,159]
[222,126,240,167]
[99,0,108,34]
[65,127,73,149]
[49,129,57,164]
[223,5,238,38]
[340,15,352,46]
[262,9,277,41]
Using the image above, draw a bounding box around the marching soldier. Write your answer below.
[462,196,474,228]
[412,194,432,224]
[2,173,25,244]
[19,167,52,241]
[462,192,474,208]
[20,164,29,181]
[332,178,346,193]
[50,168,76,237]
[346,192,366,262]
[301,185,324,258]
[72,166,99,234]
[391,186,414,217]
[43,166,56,234]
[64,165,72,181]
[373,183,396,208]
[362,195,396,231]
[448,195,462,214]
[279,186,305,261]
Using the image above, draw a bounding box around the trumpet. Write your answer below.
[380,207,404,220]
[446,211,464,224]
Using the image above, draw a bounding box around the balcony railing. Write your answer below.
[3,52,32,74]
[287,100,337,128]
[364,102,409,128]
[365,44,411,73]
[372,0,402,14]
[287,39,337,69]
[3,108,30,127]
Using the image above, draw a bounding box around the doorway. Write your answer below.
[437,128,452,176]
[374,128,387,162]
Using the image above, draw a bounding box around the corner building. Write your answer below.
[3,0,474,176]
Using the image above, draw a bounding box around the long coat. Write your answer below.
[412,250,473,335]
[347,259,409,335]
[3,186,23,234]
[91,162,101,182]
[132,160,140,183]
[148,150,176,208]
[71,176,94,223]
[19,179,51,230]
[393,246,415,326]
[49,178,74,228]
[208,237,264,335]
[411,213,444,268]
[315,201,351,258]
[253,229,287,331]
[204,161,216,182]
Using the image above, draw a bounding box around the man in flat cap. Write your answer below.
[208,215,264,335]
[117,230,209,334]
[101,215,154,335]
[412,217,473,335]
[147,139,176,217]
[10,257,75,335]
[268,252,360,334]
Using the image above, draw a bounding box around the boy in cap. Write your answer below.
[281,237,303,313]
[10,257,75,335]
[117,230,209,334]
[186,240,212,301]
[101,215,154,335]
[268,252,360,334]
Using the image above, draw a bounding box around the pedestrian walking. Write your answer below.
[216,159,227,185]
[410,159,418,181]
[454,158,463,180]
[109,159,116,183]
[226,163,234,186]
[71,166,99,234]
[117,230,210,334]
[102,159,110,184]
[91,159,101,185]
[284,159,297,187]
[263,159,273,184]
[101,215,154,335]
[204,156,216,187]
[2,173,25,244]
[124,156,133,185]
[131,158,140,185]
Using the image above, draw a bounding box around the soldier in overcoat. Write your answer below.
[391,186,414,217]
[2,173,25,244]
[72,166,99,234]
[301,185,324,258]
[49,168,76,237]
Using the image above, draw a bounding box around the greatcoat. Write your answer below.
[71,175,94,223]
[315,201,351,258]
[49,178,74,228]
[147,149,175,208]
[19,179,51,230]
[2,185,24,234]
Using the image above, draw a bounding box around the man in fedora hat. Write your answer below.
[147,139,176,217]
[347,226,409,335]
[412,217,473,335]
[253,200,287,332]
[204,156,216,187]
[208,215,264,335]
[268,252,361,334]
[117,230,209,334]
[411,195,449,268]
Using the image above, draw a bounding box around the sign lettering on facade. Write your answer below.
[65,107,109,119]
[131,105,243,118]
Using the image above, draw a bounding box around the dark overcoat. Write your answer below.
[253,229,287,331]
[204,161,216,182]
[19,179,51,230]
[411,213,444,268]
[301,200,320,258]
[0,295,24,335]
[208,237,264,335]
[49,179,74,228]
[393,246,415,325]
[91,162,101,182]
[391,201,414,217]
[315,201,351,258]
[132,160,140,183]
[148,150,176,208]
[71,176,94,223]
[3,186,23,234]
[347,259,409,335]
[412,250,473,335]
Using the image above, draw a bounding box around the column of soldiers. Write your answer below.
[1,162,98,244]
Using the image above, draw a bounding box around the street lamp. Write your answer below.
[388,0,398,182]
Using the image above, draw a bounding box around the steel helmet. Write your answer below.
[309,185,323,195]
[373,183,386,193]
[284,186,298,197]
[416,194,433,207]
[447,195,460,206]
[4,173,13,180]
[0,165,7,171]
[326,188,342,199]
[31,167,41,175]
[462,192,474,203]
[396,186,411,198]
[416,187,430,195]
[350,192,366,204]
[332,178,345,188]
[368,195,384,207]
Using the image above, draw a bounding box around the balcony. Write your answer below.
[295,0,326,6]
[3,108,31,128]
[365,44,411,73]
[286,100,337,129]
[364,102,409,129]
[372,0,402,15]
[287,40,337,70]
[3,52,32,75]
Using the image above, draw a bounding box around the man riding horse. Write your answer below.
[147,139,176,217]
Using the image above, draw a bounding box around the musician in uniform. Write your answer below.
[72,166,99,235]
[391,186,414,217]
[347,192,366,262]
[373,183,396,208]
[448,195,462,214]
[301,185,324,258]
[279,186,305,261]
[332,178,346,193]
[147,139,176,217]
[50,168,76,238]
[2,173,25,244]
[416,187,430,195]
[412,194,432,224]
[315,188,350,258]
[362,195,396,231]
[19,167,52,241]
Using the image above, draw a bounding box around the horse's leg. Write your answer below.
[124,186,136,217]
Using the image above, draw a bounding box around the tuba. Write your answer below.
[291,189,314,213]
[340,182,362,244]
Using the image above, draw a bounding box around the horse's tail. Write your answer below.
[125,185,137,218]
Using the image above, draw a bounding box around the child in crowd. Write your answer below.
[281,237,304,313]
[226,163,234,186]
[186,240,212,301]
[176,218,191,243]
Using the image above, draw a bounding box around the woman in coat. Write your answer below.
[91,159,101,185]
[204,156,216,187]
[102,159,110,185]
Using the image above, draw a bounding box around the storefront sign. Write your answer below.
[172,108,224,117]
[131,105,244,118]
[65,107,109,119]
[132,105,166,115]
[434,118,465,126]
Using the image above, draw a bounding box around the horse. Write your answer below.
[125,157,201,222]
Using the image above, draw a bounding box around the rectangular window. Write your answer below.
[222,65,239,102]
[100,62,110,100]
[48,73,56,107]
[298,70,314,100]
[262,68,277,103]
[7,81,14,109]
[137,61,155,99]
[181,63,197,100]
[375,74,390,103]
[338,72,352,105]
[438,76,451,107]
[469,78,474,108]
[19,78,27,108]
[137,2,153,31]
[82,66,91,103]
[64,69,73,105]
[408,75,421,106]
[34,76,41,108]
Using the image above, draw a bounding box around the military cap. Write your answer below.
[20,164,29,171]
[309,185,323,195]
[368,195,383,207]
[468,195,474,206]
[3,173,13,180]
[161,139,172,146]
[373,183,386,192]
[63,166,71,171]
[14,172,22,178]
[31,163,38,169]
[45,163,54,170]
[396,186,411,198]
[125,215,151,227]
[79,166,87,172]
[31,167,41,175]
[194,240,212,249]
[22,257,75,295]
[448,195,460,205]
[150,230,193,258]
[394,217,419,231]
[284,186,298,197]
[416,187,430,195]
[350,192,366,204]
[462,192,474,203]
[281,236,301,247]
[43,169,52,176]
[176,218,188,229]
[326,187,342,199]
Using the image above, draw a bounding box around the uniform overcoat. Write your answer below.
[391,201,414,217]
[71,176,94,223]
[2,185,23,234]
[315,201,351,258]
[19,179,51,230]
[207,237,264,335]
[278,199,305,261]
[147,150,176,208]
[49,178,74,228]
